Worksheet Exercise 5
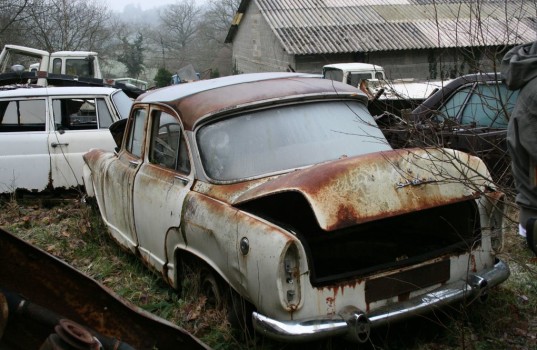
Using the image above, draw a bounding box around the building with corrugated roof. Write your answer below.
[225,0,536,80]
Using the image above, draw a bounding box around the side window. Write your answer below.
[149,110,190,173]
[126,108,147,158]
[460,83,518,128]
[0,99,47,132]
[437,85,472,122]
[52,98,98,130]
[177,131,191,174]
[52,58,62,74]
[96,99,113,128]
[323,69,343,82]
[348,73,371,87]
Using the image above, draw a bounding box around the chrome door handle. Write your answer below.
[128,160,140,167]
[51,142,69,148]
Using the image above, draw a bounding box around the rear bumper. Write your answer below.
[252,259,509,343]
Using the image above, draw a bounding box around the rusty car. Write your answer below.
[82,72,509,343]
[0,85,132,193]
[378,73,519,185]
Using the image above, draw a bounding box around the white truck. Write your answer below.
[0,44,102,81]
[322,63,386,87]
[322,62,447,116]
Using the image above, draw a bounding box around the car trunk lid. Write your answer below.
[233,148,490,231]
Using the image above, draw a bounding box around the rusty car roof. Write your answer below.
[137,72,367,130]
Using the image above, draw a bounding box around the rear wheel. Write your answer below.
[177,254,230,311]
[177,253,255,337]
[200,266,226,309]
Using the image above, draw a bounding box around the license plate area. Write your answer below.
[365,259,450,304]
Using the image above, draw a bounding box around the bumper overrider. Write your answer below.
[252,259,510,343]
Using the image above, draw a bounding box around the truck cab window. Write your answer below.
[52,58,62,74]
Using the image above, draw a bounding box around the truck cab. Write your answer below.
[322,63,386,87]
[0,44,102,80]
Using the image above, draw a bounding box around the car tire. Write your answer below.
[200,267,226,309]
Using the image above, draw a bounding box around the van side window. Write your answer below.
[0,99,47,132]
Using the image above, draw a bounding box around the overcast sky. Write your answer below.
[105,0,178,12]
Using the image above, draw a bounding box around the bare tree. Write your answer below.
[200,0,240,45]
[160,0,201,50]
[0,0,33,43]
[25,0,113,51]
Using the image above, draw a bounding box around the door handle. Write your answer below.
[174,175,189,186]
[51,142,69,148]
[128,160,140,167]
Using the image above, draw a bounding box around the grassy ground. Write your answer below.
[0,193,536,349]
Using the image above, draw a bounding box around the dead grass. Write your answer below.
[1,193,536,349]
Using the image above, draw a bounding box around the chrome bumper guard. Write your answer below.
[252,259,509,343]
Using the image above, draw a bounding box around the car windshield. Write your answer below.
[197,100,391,181]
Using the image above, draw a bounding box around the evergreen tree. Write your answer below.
[154,67,172,87]
[118,32,144,78]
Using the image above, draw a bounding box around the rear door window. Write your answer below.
[0,99,47,132]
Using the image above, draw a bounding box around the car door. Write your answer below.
[98,106,148,253]
[0,97,51,193]
[132,107,193,271]
[49,96,119,189]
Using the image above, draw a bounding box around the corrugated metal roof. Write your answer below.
[244,0,537,54]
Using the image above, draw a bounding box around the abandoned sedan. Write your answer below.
[83,73,509,343]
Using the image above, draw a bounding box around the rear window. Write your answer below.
[197,100,390,181]
[0,99,47,132]
[65,59,91,77]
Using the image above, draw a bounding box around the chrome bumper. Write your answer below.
[252,259,510,343]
